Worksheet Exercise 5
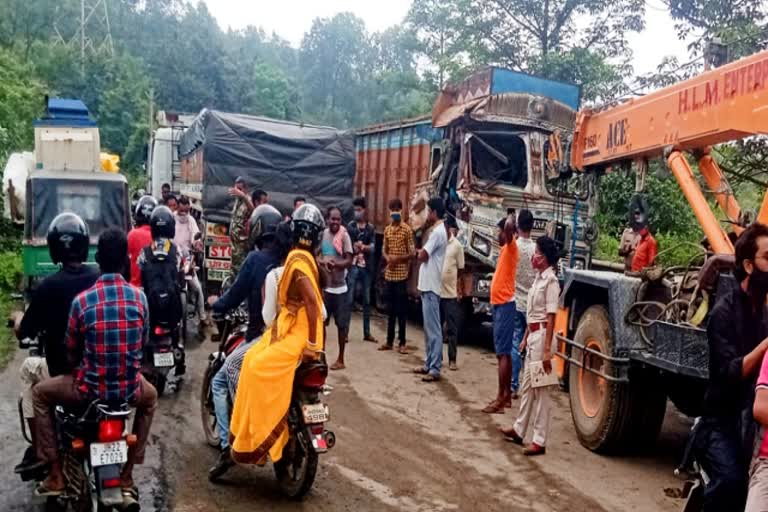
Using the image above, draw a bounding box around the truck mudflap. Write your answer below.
[554,333,630,384]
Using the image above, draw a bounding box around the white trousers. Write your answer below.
[513,329,553,447]
[20,356,49,418]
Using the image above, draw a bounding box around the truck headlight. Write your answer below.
[476,279,491,294]
[471,234,491,256]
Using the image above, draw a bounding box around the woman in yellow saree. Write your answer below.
[229,204,326,465]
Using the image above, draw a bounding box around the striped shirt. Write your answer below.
[66,273,149,403]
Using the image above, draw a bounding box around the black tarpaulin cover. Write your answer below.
[180,109,355,224]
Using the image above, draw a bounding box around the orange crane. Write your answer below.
[570,49,768,254]
[553,49,768,457]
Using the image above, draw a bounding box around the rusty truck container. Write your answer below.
[354,117,443,234]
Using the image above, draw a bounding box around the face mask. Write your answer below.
[391,212,401,222]
[532,253,547,271]
[177,213,188,223]
[749,266,768,299]
[354,211,364,221]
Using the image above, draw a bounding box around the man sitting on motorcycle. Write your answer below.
[127,195,157,288]
[208,204,285,478]
[138,205,186,375]
[32,228,158,498]
[173,195,209,329]
[14,213,100,475]
[229,204,326,465]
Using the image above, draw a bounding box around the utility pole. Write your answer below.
[53,0,115,75]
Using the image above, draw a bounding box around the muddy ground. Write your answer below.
[0,312,692,511]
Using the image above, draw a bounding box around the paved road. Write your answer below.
[0,312,691,511]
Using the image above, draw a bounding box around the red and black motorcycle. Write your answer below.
[200,306,335,499]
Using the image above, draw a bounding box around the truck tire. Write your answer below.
[568,305,666,453]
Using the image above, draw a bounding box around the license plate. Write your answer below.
[153,352,174,367]
[302,403,328,424]
[90,441,128,467]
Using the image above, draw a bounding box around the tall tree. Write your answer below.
[408,0,646,101]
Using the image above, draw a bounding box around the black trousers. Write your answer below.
[386,280,408,346]
[440,298,461,363]
[694,416,751,511]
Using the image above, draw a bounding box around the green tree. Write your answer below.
[0,49,47,163]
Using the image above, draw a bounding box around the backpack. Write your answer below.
[141,243,182,326]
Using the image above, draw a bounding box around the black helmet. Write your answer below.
[135,195,158,226]
[248,204,282,250]
[291,204,325,249]
[149,205,176,239]
[47,212,89,265]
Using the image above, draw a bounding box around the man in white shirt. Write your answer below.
[440,216,465,371]
[511,209,536,397]
[173,196,208,326]
[414,198,448,382]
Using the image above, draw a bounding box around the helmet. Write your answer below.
[135,195,158,226]
[248,204,282,249]
[149,205,176,239]
[47,212,89,265]
[291,204,325,249]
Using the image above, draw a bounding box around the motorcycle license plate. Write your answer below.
[90,441,128,467]
[153,352,175,367]
[301,403,328,424]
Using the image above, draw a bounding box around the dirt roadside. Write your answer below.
[0,312,690,511]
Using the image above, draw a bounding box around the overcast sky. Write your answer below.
[205,0,691,76]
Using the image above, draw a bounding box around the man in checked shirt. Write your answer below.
[33,229,158,498]
[379,198,415,354]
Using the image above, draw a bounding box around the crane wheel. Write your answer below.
[568,305,666,453]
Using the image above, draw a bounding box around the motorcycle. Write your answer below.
[24,399,136,512]
[200,304,249,447]
[273,353,335,499]
[676,418,706,512]
[199,308,335,498]
[142,322,183,396]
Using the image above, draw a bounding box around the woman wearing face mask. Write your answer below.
[499,235,561,456]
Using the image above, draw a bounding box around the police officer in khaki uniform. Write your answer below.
[499,235,561,456]
[228,176,254,277]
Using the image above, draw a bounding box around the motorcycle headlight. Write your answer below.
[471,234,491,256]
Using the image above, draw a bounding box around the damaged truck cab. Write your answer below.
[419,68,596,321]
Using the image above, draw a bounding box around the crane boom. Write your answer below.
[572,49,768,170]
[571,49,768,255]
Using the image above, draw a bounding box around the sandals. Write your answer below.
[500,427,524,445]
[378,344,393,351]
[482,400,506,414]
[398,346,409,355]
[412,367,429,375]
[421,374,440,382]
[34,483,64,497]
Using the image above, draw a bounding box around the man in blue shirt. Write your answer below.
[347,196,377,343]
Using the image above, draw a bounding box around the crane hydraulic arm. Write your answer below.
[571,49,768,255]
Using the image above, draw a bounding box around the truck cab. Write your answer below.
[420,68,596,320]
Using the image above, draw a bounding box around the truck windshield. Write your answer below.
[469,132,527,188]
[26,179,127,242]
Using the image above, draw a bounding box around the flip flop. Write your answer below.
[421,374,440,382]
[482,400,505,414]
[35,483,64,497]
[412,367,429,375]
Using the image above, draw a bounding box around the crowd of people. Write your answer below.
[16,174,768,512]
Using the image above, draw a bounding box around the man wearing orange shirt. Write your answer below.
[483,213,519,414]
[631,225,658,272]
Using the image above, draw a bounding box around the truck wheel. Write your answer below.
[568,305,666,453]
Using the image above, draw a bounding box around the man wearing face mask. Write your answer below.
[174,196,209,327]
[695,223,768,511]
[380,198,415,354]
[347,197,377,343]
